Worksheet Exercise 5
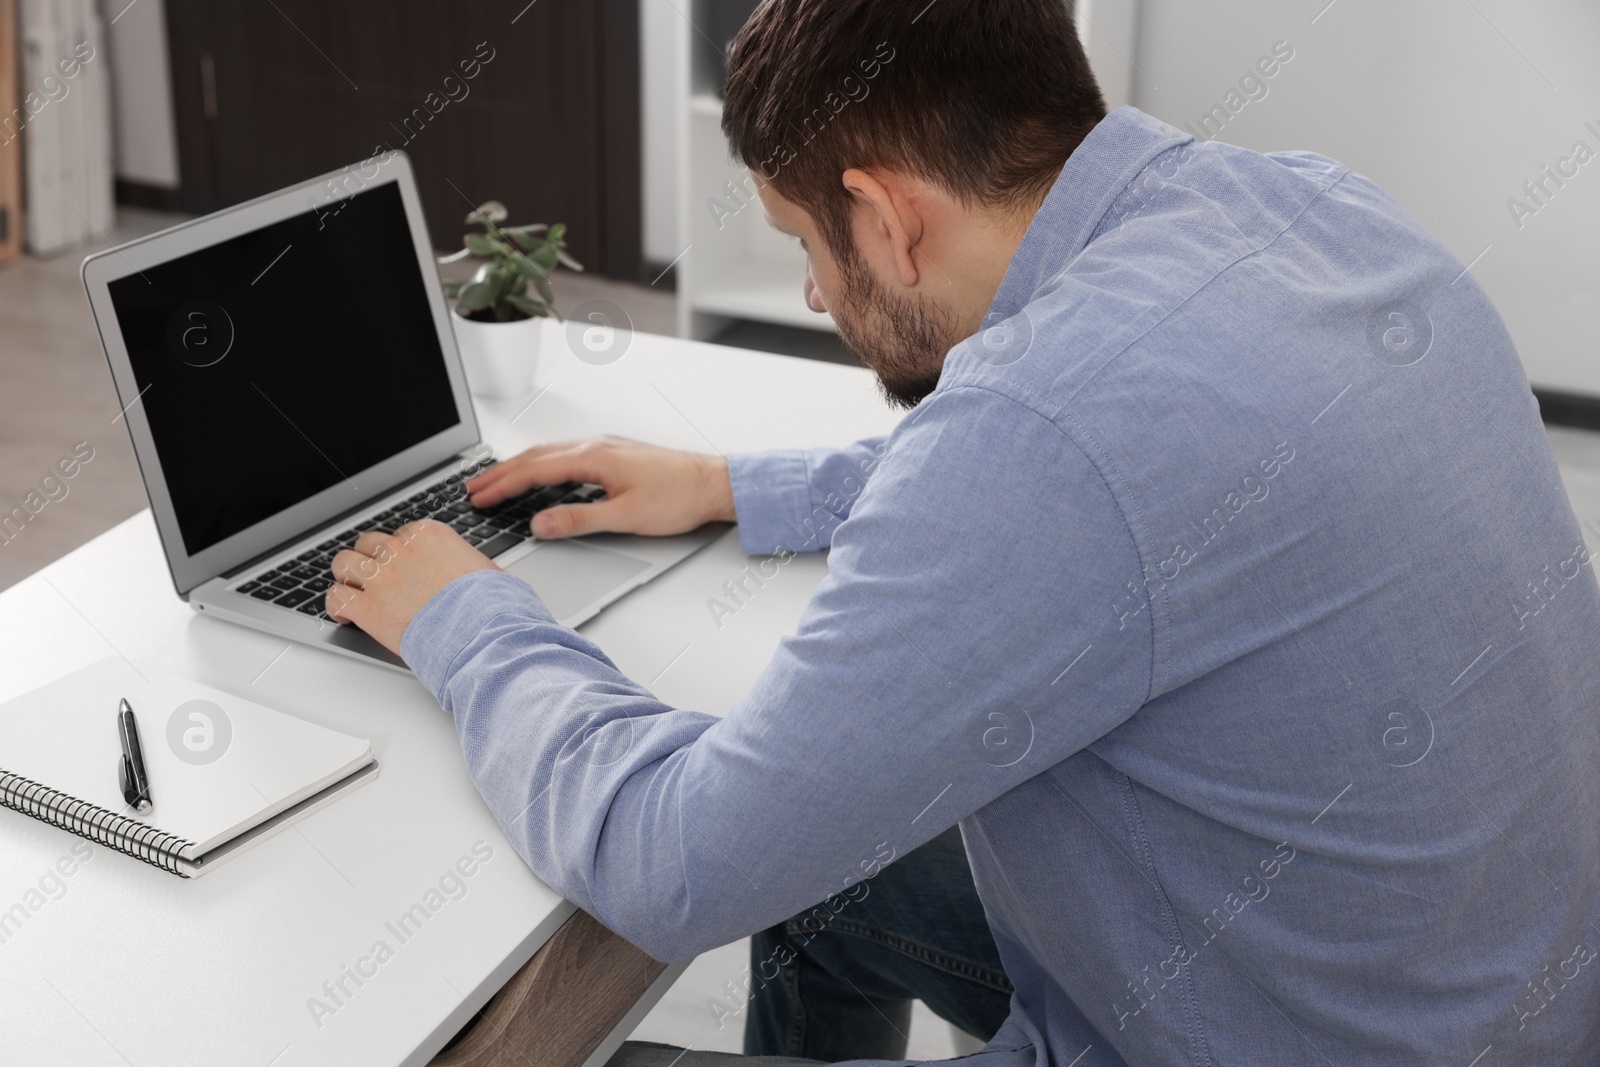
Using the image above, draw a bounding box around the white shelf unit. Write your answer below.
[675,5,834,342]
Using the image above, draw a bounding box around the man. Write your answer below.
[323,1,1600,1064]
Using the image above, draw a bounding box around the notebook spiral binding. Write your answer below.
[0,767,197,877]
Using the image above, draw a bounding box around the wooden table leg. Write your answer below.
[430,910,668,1067]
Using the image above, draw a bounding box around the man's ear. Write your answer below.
[841,168,922,288]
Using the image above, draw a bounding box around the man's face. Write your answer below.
[757,181,959,410]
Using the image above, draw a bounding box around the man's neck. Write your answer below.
[937,180,1058,340]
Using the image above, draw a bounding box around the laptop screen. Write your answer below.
[107,181,460,556]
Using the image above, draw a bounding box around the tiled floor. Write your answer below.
[4,211,1600,1060]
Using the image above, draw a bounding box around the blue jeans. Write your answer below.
[608,827,1013,1067]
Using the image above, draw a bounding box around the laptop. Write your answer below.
[81,151,722,670]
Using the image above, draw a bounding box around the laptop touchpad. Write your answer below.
[502,541,652,621]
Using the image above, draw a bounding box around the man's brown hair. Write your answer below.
[723,0,1107,258]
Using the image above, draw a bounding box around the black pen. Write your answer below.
[117,698,153,813]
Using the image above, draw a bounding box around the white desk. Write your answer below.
[0,324,900,1067]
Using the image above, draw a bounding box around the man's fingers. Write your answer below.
[467,460,544,507]
[352,530,391,552]
[324,582,365,625]
[467,441,576,490]
[470,445,611,508]
[331,531,400,588]
[331,547,377,588]
[353,530,396,560]
[531,498,627,540]
[464,460,520,494]
[472,449,603,505]
[465,440,582,498]
[392,518,451,545]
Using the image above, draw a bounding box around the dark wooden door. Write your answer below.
[164,1,640,279]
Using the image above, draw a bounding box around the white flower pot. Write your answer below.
[451,308,543,398]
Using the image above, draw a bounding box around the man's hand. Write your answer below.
[466,436,735,540]
[326,520,499,655]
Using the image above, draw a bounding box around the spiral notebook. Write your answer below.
[0,657,377,878]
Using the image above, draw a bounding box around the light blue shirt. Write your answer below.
[403,107,1600,1066]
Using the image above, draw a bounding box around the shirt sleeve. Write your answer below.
[400,387,1153,962]
[726,437,890,555]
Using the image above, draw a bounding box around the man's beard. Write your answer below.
[830,248,961,411]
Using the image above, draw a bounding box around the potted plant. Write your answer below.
[439,201,583,397]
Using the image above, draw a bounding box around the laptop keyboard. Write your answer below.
[229,454,606,622]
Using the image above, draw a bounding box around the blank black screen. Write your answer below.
[108,181,459,556]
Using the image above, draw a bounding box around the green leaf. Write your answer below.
[456,280,495,311]
[503,293,547,319]
[532,273,555,307]
[465,233,511,258]
[511,254,548,280]
[507,229,547,254]
[467,200,508,225]
[492,266,522,302]
[441,279,464,298]
[449,209,576,309]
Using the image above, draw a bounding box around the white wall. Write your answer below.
[1131,0,1600,396]
[1075,0,1138,110]
[102,0,179,187]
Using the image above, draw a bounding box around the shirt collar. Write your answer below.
[984,105,1196,326]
